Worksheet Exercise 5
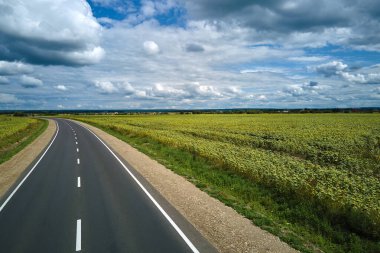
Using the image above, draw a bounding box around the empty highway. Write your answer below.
[0,118,217,253]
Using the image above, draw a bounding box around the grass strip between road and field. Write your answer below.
[70,118,380,253]
[0,118,48,165]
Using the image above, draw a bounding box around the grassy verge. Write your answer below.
[0,118,48,165]
[73,119,379,253]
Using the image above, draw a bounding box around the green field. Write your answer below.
[68,113,380,253]
[0,115,48,164]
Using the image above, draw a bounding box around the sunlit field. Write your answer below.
[0,115,47,164]
[69,113,380,253]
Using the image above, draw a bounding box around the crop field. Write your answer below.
[0,115,47,164]
[69,113,380,252]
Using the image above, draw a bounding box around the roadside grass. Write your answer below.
[0,118,48,165]
[77,120,380,253]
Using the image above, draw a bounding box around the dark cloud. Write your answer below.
[186,0,349,30]
[0,1,104,66]
[185,43,205,52]
[184,0,380,49]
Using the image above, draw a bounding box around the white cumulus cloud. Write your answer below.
[143,41,160,55]
[94,80,136,94]
[315,61,348,77]
[94,80,118,93]
[55,85,68,91]
[315,61,380,84]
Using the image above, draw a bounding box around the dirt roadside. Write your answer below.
[78,121,299,253]
[0,119,56,198]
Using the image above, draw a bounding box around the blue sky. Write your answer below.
[0,0,379,109]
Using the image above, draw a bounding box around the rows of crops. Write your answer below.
[0,115,46,164]
[70,113,380,246]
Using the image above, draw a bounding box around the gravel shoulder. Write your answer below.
[78,120,299,253]
[0,119,56,199]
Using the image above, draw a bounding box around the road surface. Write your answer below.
[0,118,217,253]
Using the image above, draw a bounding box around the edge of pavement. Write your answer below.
[0,119,56,200]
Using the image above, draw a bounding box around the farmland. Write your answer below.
[68,113,380,253]
[0,115,47,164]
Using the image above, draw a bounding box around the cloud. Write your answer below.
[0,61,33,75]
[0,93,20,103]
[288,56,329,62]
[340,72,380,84]
[315,61,380,84]
[185,1,350,30]
[19,75,43,88]
[283,85,305,97]
[0,76,9,84]
[185,43,205,52]
[118,81,135,95]
[284,81,322,97]
[55,85,68,91]
[143,41,160,55]
[308,81,319,87]
[94,80,135,94]
[141,1,156,17]
[124,82,240,101]
[184,0,380,50]
[315,61,348,77]
[240,68,285,74]
[94,80,118,93]
[0,0,104,66]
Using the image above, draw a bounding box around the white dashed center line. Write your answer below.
[76,219,81,251]
[77,148,79,153]
[76,142,78,145]
[77,158,80,165]
[77,177,81,188]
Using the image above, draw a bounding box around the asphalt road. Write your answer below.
[0,118,217,253]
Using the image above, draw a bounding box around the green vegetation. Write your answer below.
[0,115,48,164]
[67,113,380,253]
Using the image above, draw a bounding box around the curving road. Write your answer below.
[0,118,217,253]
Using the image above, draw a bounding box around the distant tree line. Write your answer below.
[0,107,379,116]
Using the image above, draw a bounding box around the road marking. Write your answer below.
[0,121,60,213]
[76,141,78,145]
[77,158,80,165]
[77,148,79,153]
[76,219,81,251]
[80,123,200,253]
[75,137,77,140]
[77,177,81,188]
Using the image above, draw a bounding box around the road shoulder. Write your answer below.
[0,119,56,198]
[77,120,299,253]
